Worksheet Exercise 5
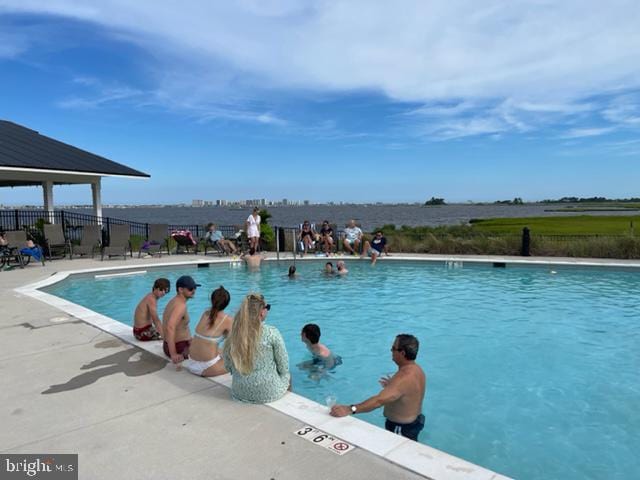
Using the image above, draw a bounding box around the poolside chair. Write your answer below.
[70,225,102,259]
[203,235,228,256]
[297,222,319,255]
[139,224,170,258]
[2,230,45,268]
[233,226,250,253]
[43,224,72,260]
[102,224,131,260]
[171,230,198,254]
[317,222,338,255]
[340,222,364,254]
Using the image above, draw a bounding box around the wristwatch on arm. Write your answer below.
[350,404,357,414]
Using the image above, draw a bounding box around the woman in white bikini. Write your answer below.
[185,286,233,377]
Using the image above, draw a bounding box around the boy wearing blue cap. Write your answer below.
[162,275,201,364]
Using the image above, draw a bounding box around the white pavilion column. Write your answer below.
[42,180,55,224]
[91,178,103,225]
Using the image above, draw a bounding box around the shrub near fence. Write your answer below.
[378,224,640,259]
[530,235,640,259]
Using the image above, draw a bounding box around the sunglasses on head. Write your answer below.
[264,303,271,311]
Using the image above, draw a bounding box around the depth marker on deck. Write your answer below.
[294,425,355,456]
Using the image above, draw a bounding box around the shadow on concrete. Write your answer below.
[42,348,167,395]
[94,338,124,349]
[12,320,84,330]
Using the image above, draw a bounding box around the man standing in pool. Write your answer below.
[162,275,200,364]
[330,334,426,441]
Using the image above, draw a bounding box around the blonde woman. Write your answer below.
[223,293,290,403]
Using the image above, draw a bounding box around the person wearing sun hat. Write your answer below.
[162,275,201,364]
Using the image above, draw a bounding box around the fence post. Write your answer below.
[145,223,149,240]
[292,229,297,261]
[14,209,19,230]
[521,227,531,256]
[275,226,280,261]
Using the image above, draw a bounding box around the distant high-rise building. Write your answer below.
[192,199,204,207]
[282,198,288,205]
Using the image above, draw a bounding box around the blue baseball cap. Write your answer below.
[176,275,201,290]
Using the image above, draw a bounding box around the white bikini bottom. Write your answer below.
[185,355,221,376]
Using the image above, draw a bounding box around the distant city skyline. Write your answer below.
[1,2,639,206]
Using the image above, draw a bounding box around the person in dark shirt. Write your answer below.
[362,230,390,265]
[319,220,334,256]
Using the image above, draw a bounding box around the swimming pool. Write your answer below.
[44,259,640,480]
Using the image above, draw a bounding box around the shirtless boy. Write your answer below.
[301,323,338,369]
[162,275,200,364]
[133,278,170,341]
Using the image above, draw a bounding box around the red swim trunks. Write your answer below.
[163,340,191,359]
[133,323,162,341]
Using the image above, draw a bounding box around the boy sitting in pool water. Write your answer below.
[300,323,341,370]
[133,278,170,341]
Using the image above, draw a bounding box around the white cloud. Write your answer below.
[2,1,639,101]
[57,85,143,109]
[2,0,640,138]
[562,127,615,138]
[602,94,640,126]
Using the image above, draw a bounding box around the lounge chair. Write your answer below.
[70,225,102,259]
[297,222,319,255]
[139,224,170,257]
[233,226,251,253]
[203,236,227,256]
[102,224,131,260]
[2,230,45,267]
[171,230,198,254]
[317,222,338,255]
[43,224,72,260]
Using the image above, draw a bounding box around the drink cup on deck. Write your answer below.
[325,394,337,408]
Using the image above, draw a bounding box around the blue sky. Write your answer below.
[1,1,639,205]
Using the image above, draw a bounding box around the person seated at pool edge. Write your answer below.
[132,278,170,341]
[301,323,340,369]
[298,220,316,256]
[223,293,291,403]
[362,230,391,265]
[319,220,334,256]
[162,275,200,364]
[343,219,363,255]
[185,286,233,377]
[324,262,335,275]
[330,334,426,442]
[205,223,237,254]
[336,260,348,275]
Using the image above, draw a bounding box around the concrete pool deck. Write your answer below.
[4,253,639,479]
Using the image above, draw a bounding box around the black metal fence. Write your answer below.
[1,209,638,259]
[0,210,242,249]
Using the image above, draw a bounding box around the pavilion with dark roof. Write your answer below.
[0,120,149,222]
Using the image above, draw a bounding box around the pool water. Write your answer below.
[45,260,640,479]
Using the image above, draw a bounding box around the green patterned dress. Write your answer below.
[223,324,290,404]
